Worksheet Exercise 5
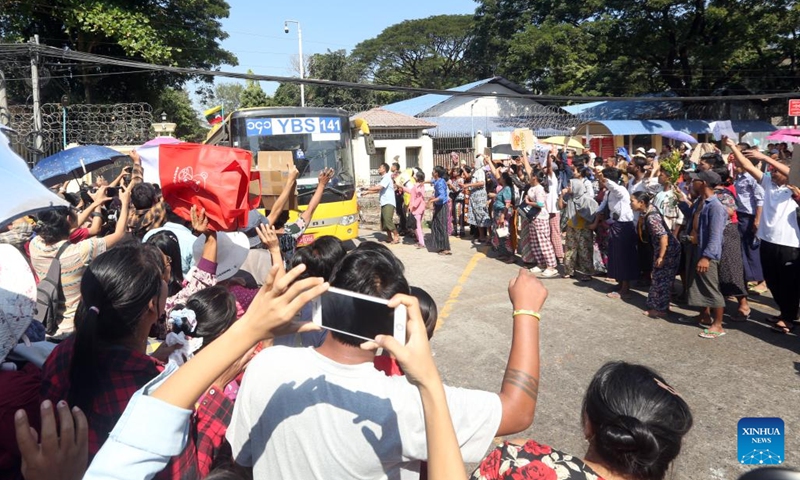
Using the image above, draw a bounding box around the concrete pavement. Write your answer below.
[355,227,800,479]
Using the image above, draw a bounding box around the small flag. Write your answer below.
[204,106,223,125]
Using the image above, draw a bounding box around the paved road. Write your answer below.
[355,227,799,479]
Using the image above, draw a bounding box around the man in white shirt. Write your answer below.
[728,140,800,333]
[364,163,399,244]
[228,245,544,479]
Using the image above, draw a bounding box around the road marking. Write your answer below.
[436,251,485,330]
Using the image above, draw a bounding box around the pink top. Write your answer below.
[228,284,258,318]
[405,184,426,216]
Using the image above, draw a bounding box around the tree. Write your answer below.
[469,0,800,97]
[207,82,244,115]
[239,70,272,108]
[351,15,477,91]
[0,0,237,104]
[155,88,207,142]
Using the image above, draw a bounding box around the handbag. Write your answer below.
[496,226,509,238]
[518,203,540,221]
[159,143,259,231]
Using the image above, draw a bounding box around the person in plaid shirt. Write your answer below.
[40,241,234,480]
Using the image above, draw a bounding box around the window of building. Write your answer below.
[405,147,420,169]
[369,147,386,184]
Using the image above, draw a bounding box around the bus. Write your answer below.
[206,107,360,246]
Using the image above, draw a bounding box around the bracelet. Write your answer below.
[91,212,103,218]
[512,310,541,321]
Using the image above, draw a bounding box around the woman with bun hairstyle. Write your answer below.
[471,361,693,480]
[631,191,681,318]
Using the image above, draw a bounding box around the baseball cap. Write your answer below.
[689,170,721,186]
[647,148,658,154]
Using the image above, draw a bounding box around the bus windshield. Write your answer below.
[228,110,355,192]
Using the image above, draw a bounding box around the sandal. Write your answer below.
[607,291,630,299]
[771,322,795,334]
[699,329,726,339]
[730,310,751,322]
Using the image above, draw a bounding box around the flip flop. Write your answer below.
[607,291,630,299]
[771,322,795,334]
[699,329,726,339]
[730,310,751,322]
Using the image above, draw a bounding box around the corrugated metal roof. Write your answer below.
[351,108,437,128]
[563,94,683,120]
[382,77,531,117]
[420,116,569,137]
[579,119,776,136]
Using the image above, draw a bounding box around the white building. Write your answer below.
[351,108,436,186]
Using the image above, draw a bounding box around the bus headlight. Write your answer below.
[339,215,356,226]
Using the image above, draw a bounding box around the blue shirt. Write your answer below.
[378,172,396,207]
[733,172,764,215]
[696,196,727,261]
[433,177,449,206]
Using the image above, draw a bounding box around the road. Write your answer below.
[355,227,799,479]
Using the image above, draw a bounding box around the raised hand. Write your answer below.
[508,268,548,312]
[256,224,280,251]
[190,205,210,234]
[88,186,111,205]
[15,400,88,480]
[318,168,335,185]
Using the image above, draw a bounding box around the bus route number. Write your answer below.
[246,117,341,137]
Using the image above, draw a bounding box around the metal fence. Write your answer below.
[5,103,154,166]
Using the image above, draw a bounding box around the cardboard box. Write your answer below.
[249,151,298,211]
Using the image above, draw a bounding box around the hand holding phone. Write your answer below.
[311,287,407,345]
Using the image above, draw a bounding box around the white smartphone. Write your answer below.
[311,286,407,345]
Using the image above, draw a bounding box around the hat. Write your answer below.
[636,147,646,154]
[191,231,250,281]
[647,148,657,154]
[689,170,721,186]
[681,142,692,151]
[632,153,647,160]
[242,209,270,248]
[0,245,37,361]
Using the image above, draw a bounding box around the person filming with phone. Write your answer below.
[227,243,547,479]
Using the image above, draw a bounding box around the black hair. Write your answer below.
[289,236,347,281]
[633,156,648,170]
[379,162,390,172]
[392,162,401,171]
[737,468,800,480]
[700,152,724,169]
[131,182,157,210]
[62,192,81,207]
[70,244,165,413]
[736,142,752,151]
[146,230,185,296]
[582,362,693,480]
[173,285,237,348]
[462,165,472,175]
[264,210,291,230]
[34,207,75,244]
[414,170,425,183]
[324,248,410,347]
[433,165,447,180]
[532,170,549,194]
[713,166,731,185]
[354,241,405,273]
[500,171,516,205]
[410,286,438,340]
[602,167,622,184]
[632,191,654,207]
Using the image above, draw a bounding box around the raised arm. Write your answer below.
[300,168,334,225]
[725,138,763,182]
[545,145,556,176]
[77,187,111,228]
[102,183,131,248]
[266,166,300,226]
[257,224,285,277]
[496,269,547,436]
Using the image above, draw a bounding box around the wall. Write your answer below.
[351,133,433,186]
[428,83,544,118]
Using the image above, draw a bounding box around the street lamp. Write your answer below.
[284,20,305,107]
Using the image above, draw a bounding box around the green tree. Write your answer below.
[239,70,272,108]
[469,0,800,97]
[207,82,244,115]
[351,15,477,91]
[155,88,208,142]
[0,0,237,104]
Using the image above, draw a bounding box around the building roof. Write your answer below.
[563,93,683,120]
[578,119,777,136]
[420,116,569,137]
[382,77,531,117]
[352,108,437,129]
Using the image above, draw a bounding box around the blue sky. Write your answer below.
[202,0,477,98]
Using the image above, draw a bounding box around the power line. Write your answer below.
[4,43,799,103]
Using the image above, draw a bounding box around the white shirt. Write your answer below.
[227,346,502,480]
[627,176,661,196]
[527,185,550,219]
[599,179,634,222]
[379,172,395,207]
[757,172,800,248]
[545,172,559,214]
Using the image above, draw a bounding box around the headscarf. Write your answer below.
[474,155,484,169]
[566,178,598,223]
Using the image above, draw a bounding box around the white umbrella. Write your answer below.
[0,131,70,227]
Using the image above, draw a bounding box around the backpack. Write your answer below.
[34,241,71,336]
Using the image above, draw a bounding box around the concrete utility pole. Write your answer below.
[30,35,43,157]
[0,68,9,126]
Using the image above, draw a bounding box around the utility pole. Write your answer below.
[0,68,8,126]
[30,35,43,158]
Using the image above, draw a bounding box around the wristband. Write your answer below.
[512,310,541,321]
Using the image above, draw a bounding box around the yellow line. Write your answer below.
[436,252,485,330]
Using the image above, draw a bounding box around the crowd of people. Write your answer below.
[0,134,796,480]
[379,140,798,340]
